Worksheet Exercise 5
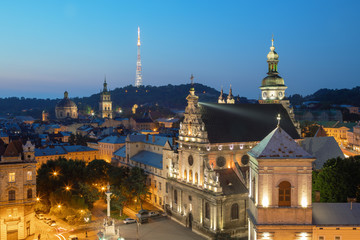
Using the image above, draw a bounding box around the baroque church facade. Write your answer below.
[164,39,302,238]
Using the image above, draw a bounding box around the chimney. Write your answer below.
[315,191,320,202]
[152,135,155,143]
[146,134,149,141]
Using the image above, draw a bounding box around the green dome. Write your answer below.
[261,75,285,87]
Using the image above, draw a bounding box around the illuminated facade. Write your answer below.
[0,140,36,240]
[247,125,315,240]
[135,26,142,87]
[165,80,301,238]
[99,78,113,119]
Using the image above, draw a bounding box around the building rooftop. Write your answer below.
[216,168,248,195]
[199,103,300,143]
[130,150,163,169]
[248,126,313,159]
[299,137,344,169]
[35,145,97,156]
[313,202,360,225]
[114,145,126,158]
[99,135,126,144]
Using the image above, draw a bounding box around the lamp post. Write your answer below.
[105,183,112,218]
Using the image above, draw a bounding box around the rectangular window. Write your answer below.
[335,237,341,240]
[159,182,162,190]
[159,197,162,205]
[154,180,157,188]
[9,173,15,182]
[166,182,169,193]
[319,237,324,240]
[27,171,32,181]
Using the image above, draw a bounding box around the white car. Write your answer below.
[123,218,136,224]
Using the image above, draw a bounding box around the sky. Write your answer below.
[0,0,359,99]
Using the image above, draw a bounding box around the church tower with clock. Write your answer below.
[259,37,299,133]
[259,37,287,102]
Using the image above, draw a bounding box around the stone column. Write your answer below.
[105,184,112,218]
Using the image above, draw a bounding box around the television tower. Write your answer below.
[135,26,142,87]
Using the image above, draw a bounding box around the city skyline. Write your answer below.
[0,0,359,99]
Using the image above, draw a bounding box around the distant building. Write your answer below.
[55,91,78,119]
[316,121,358,148]
[98,135,126,162]
[113,134,176,209]
[347,123,360,152]
[130,117,156,131]
[99,78,113,119]
[295,109,343,122]
[35,145,98,166]
[42,110,49,122]
[0,140,37,240]
[156,118,179,128]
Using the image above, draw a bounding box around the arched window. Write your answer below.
[205,202,210,219]
[27,189,32,199]
[231,203,239,220]
[189,170,193,183]
[184,170,187,181]
[174,190,178,204]
[8,190,15,201]
[279,181,291,207]
[195,172,198,185]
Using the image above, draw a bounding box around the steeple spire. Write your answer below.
[226,84,235,104]
[218,86,225,104]
[103,75,108,92]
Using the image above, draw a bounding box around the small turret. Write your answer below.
[218,87,225,104]
[226,85,235,104]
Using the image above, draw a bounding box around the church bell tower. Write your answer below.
[99,77,113,119]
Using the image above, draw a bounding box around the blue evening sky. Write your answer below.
[0,0,359,99]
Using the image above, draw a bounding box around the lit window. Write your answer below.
[279,181,291,207]
[9,173,15,183]
[27,171,32,181]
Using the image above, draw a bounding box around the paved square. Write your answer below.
[119,217,206,240]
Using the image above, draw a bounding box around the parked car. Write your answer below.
[148,211,159,217]
[138,209,149,215]
[123,218,136,224]
[35,213,44,220]
[68,235,78,240]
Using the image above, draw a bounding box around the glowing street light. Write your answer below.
[57,204,62,208]
[36,197,40,201]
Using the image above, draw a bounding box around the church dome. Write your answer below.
[56,91,77,108]
[261,74,285,87]
[267,48,279,60]
[55,91,78,119]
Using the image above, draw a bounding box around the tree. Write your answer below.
[313,156,360,202]
[126,167,149,210]
[85,159,112,185]
[78,182,99,209]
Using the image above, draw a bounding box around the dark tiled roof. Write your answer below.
[216,168,248,195]
[199,103,300,143]
[130,150,163,169]
[313,203,360,225]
